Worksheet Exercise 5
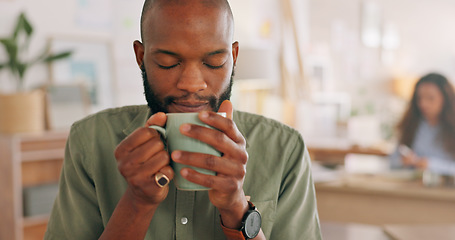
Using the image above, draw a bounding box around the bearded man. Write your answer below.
[45,1,321,239]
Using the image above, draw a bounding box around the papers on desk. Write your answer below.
[383,224,455,240]
[345,153,389,174]
[312,153,421,184]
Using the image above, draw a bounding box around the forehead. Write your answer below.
[417,82,443,97]
[142,3,233,52]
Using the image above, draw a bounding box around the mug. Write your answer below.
[149,112,225,191]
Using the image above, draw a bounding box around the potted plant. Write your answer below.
[0,12,72,134]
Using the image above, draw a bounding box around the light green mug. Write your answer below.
[149,112,225,191]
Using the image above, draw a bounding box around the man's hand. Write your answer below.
[171,100,250,228]
[115,112,175,207]
[101,113,175,240]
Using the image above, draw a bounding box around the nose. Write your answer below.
[176,62,207,93]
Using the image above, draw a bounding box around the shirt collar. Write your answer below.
[122,105,151,136]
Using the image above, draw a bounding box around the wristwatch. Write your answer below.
[241,201,262,239]
[220,201,262,239]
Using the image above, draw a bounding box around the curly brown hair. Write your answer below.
[397,73,455,158]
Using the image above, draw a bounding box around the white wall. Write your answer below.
[0,0,299,108]
[307,0,455,127]
[309,0,455,95]
[0,0,145,107]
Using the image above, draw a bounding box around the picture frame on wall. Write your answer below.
[48,36,116,114]
[45,83,90,130]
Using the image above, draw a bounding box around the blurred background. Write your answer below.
[1,0,455,240]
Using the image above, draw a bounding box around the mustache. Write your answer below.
[141,63,233,113]
[164,93,215,104]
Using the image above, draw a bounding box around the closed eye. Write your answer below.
[204,63,225,69]
[158,63,180,69]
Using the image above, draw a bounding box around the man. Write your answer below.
[44,0,321,239]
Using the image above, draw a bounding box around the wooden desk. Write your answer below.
[308,145,389,165]
[321,221,391,240]
[315,175,455,225]
[383,224,455,240]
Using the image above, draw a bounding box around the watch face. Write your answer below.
[244,211,261,238]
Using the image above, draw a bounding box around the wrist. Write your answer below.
[220,201,262,240]
[218,199,249,229]
[124,187,159,215]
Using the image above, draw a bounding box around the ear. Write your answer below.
[232,41,239,66]
[133,40,145,68]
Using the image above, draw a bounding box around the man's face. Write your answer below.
[142,64,234,114]
[135,2,238,114]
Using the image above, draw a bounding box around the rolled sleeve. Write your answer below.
[44,124,103,240]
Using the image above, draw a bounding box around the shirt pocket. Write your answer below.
[253,199,276,238]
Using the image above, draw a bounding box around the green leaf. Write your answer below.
[43,51,73,62]
[16,62,28,83]
[13,12,33,40]
[0,38,19,66]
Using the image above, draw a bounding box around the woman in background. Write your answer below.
[390,73,455,176]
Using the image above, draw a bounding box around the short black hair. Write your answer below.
[139,0,234,42]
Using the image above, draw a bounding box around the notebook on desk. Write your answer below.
[383,224,455,240]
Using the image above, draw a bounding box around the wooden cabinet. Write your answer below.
[0,131,68,240]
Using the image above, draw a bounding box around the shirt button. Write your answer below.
[181,217,188,225]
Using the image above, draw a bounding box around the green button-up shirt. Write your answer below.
[44,105,321,240]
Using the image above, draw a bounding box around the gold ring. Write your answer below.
[155,172,170,188]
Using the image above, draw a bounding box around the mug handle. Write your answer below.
[149,125,168,150]
[149,125,166,137]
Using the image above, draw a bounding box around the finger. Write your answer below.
[115,127,162,158]
[218,100,233,120]
[171,150,245,176]
[154,166,175,188]
[119,148,169,178]
[146,112,167,127]
[158,165,175,181]
[180,122,247,163]
[130,136,166,164]
[197,111,245,145]
[136,150,171,176]
[180,168,241,193]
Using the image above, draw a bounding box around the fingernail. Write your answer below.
[181,168,189,177]
[200,112,209,119]
[181,124,191,132]
[173,151,181,160]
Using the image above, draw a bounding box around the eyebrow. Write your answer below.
[153,48,228,57]
[153,49,179,56]
[207,49,229,56]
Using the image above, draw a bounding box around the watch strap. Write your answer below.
[220,201,257,240]
[220,223,246,240]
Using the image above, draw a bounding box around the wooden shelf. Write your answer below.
[22,158,63,187]
[21,149,65,162]
[0,131,68,240]
[23,215,49,240]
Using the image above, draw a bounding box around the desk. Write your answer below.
[321,222,391,240]
[383,224,455,240]
[308,145,389,165]
[320,222,455,240]
[315,175,455,225]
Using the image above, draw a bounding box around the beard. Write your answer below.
[142,64,234,114]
